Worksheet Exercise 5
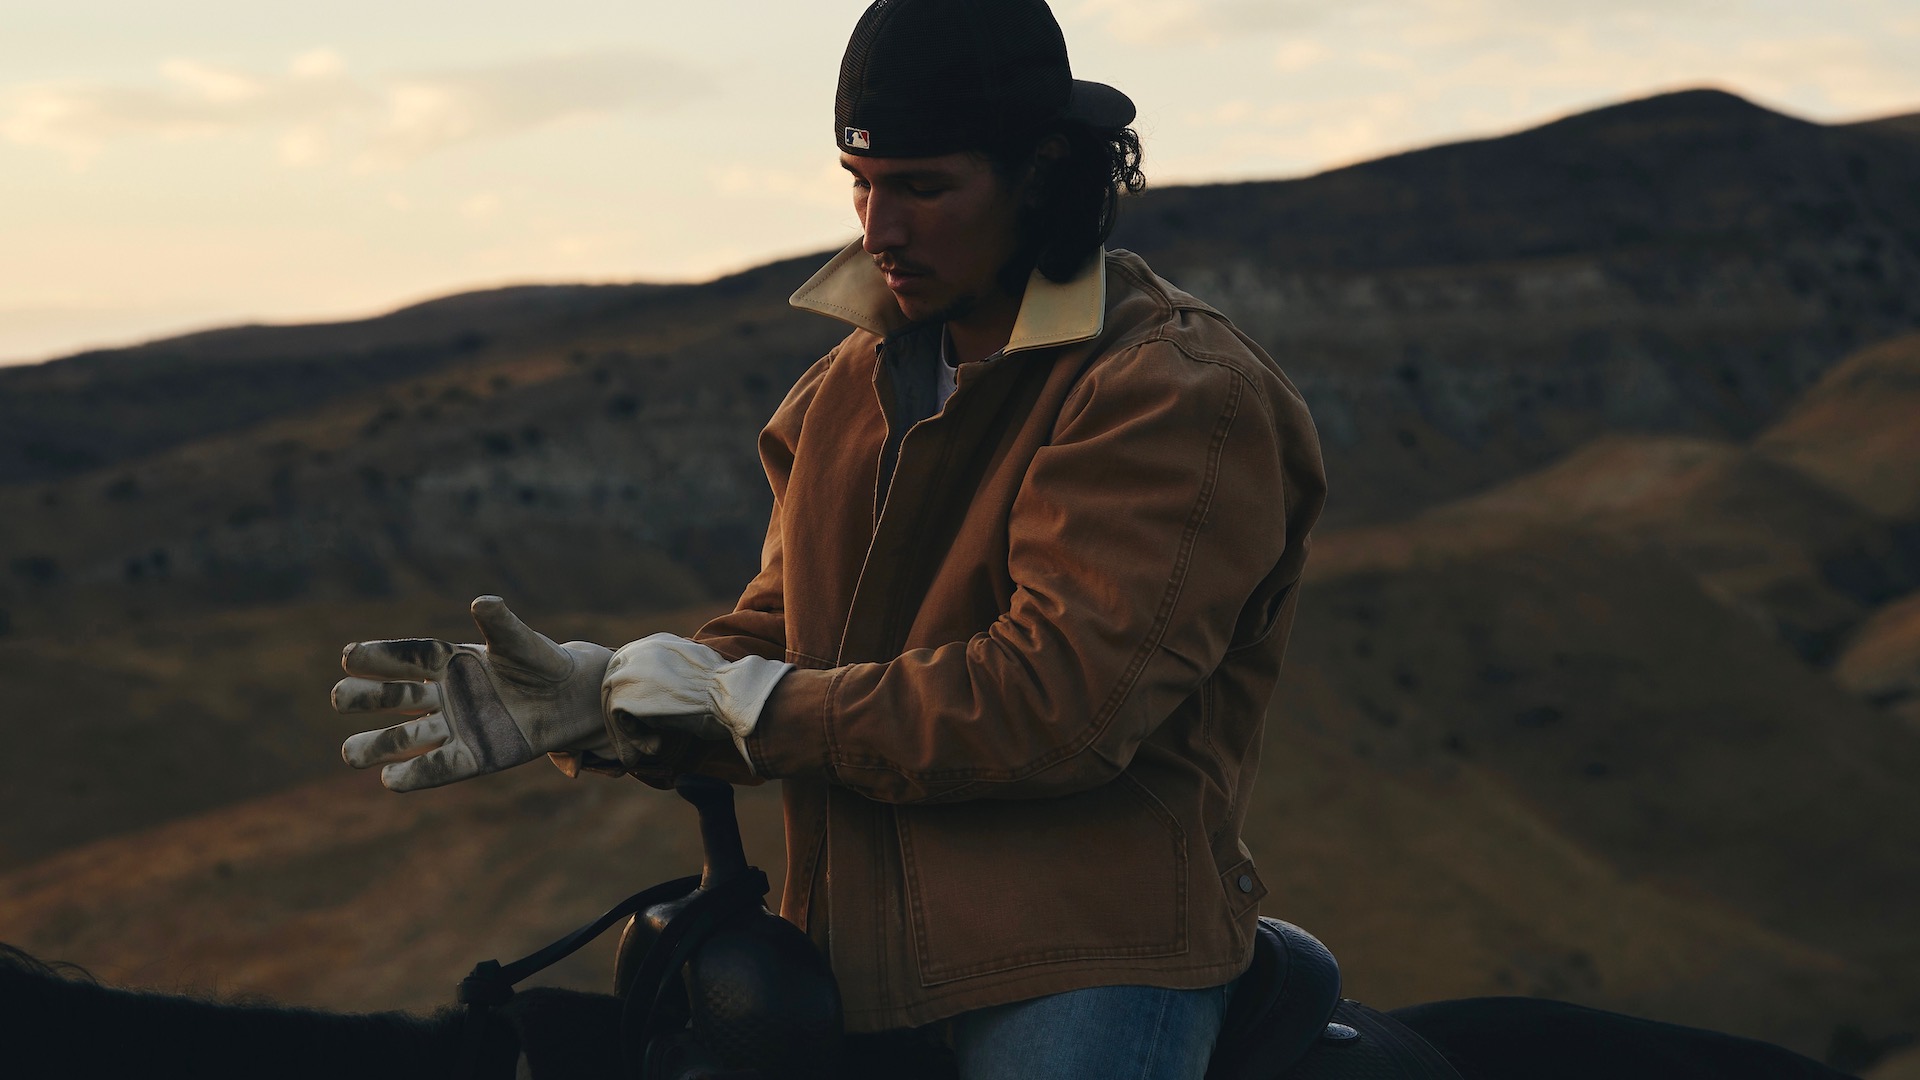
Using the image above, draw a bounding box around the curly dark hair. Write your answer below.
[987,121,1146,288]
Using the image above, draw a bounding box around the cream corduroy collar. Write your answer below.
[788,241,1107,355]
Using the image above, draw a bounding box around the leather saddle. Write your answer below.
[1209,918,1463,1080]
[1208,917,1344,1079]
[458,777,1461,1080]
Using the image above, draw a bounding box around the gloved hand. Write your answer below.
[334,595,614,792]
[601,633,792,766]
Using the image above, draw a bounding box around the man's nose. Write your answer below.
[861,189,908,255]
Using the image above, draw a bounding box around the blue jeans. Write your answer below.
[947,982,1233,1080]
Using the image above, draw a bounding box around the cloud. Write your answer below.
[711,160,849,209]
[1076,0,1719,48]
[458,192,502,220]
[0,49,705,169]
[1074,0,1325,44]
[277,125,329,166]
[359,53,703,168]
[0,52,371,165]
[1131,0,1920,184]
[1273,40,1327,73]
[290,49,345,79]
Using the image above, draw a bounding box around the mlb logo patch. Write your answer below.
[845,127,872,150]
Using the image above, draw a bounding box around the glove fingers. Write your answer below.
[610,709,729,749]
[469,595,573,681]
[341,638,456,680]
[342,713,450,769]
[332,677,442,716]
[606,710,668,758]
[381,740,480,793]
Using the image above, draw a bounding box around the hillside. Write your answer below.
[6,520,1916,1061]
[0,601,718,867]
[0,88,1913,658]
[1424,331,1920,677]
[2,86,1919,1071]
[9,91,1917,514]
[6,331,1920,1063]
[1852,110,1920,143]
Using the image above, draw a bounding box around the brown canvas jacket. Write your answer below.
[676,242,1326,1032]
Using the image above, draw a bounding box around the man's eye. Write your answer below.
[851,177,871,191]
[907,185,945,198]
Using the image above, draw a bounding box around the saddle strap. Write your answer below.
[1282,1000,1464,1080]
[454,874,704,1080]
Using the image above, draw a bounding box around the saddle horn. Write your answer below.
[614,775,844,1080]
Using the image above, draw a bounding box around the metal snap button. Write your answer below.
[1322,1022,1360,1042]
[1237,874,1254,893]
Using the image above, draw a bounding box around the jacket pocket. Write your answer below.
[1227,579,1295,654]
[896,773,1189,985]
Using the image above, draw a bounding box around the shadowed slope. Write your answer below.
[1834,593,1920,725]
[5,527,1917,1062]
[4,89,1918,525]
[1,87,1917,1072]
[0,764,786,1015]
[1758,332,1920,520]
[0,602,721,867]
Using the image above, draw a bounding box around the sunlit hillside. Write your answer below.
[2,88,1918,1072]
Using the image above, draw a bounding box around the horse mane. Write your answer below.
[0,941,97,984]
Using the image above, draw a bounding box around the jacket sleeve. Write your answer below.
[744,336,1322,803]
[615,351,837,787]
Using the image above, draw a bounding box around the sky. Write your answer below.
[2,0,1917,365]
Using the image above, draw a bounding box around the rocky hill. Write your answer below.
[2,87,1919,1071]
[11,358,1920,1057]
[9,93,1918,516]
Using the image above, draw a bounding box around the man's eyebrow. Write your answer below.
[839,161,960,184]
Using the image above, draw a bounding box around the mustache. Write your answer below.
[871,254,933,276]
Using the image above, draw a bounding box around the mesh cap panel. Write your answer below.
[835,0,1114,157]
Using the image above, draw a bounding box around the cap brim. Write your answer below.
[1064,79,1135,128]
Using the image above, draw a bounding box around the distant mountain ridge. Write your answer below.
[1128,89,1920,518]
[7,337,1920,1061]
[3,88,1916,513]
[1,87,1916,650]
[3,88,1920,1068]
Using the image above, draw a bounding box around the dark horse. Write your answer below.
[1,780,1859,1080]
[0,944,1858,1079]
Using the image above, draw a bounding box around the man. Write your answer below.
[333,1,1325,1076]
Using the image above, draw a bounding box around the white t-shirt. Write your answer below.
[936,326,959,408]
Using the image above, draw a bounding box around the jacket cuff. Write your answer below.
[744,667,837,779]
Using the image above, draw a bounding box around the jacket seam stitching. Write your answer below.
[1054,331,1262,433]
[789,822,827,934]
[856,363,1244,780]
[822,667,851,779]
[1088,369,1240,775]
[908,774,1189,983]
[819,366,1246,788]
[1107,260,1176,325]
[878,406,964,664]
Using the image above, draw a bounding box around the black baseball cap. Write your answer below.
[836,0,1136,158]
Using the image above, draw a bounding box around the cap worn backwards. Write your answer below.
[835,0,1135,158]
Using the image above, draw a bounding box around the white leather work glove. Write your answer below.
[333,595,614,792]
[601,633,792,766]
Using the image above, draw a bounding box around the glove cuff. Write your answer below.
[713,654,795,753]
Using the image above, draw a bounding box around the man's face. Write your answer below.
[842,151,1026,325]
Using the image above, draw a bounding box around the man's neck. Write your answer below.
[943,286,1023,367]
